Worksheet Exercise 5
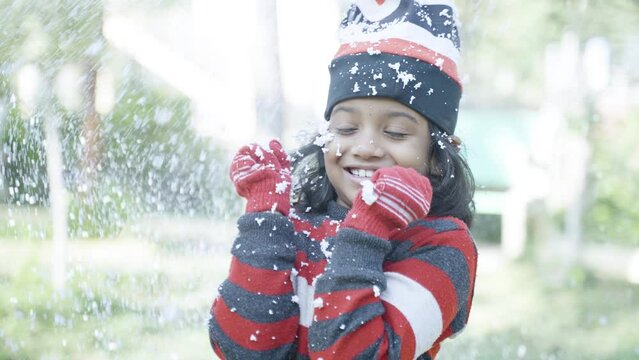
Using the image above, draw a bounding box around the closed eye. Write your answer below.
[385,130,408,139]
[333,127,357,136]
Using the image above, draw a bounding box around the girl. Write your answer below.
[209,1,477,359]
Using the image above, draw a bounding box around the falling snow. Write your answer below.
[314,121,335,147]
[1,1,629,359]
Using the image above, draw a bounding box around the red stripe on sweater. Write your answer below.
[334,39,461,86]
[382,301,416,359]
[212,297,298,351]
[297,326,309,356]
[228,257,293,296]
[377,336,389,360]
[426,342,441,359]
[402,218,478,320]
[416,219,478,324]
[291,217,315,235]
[295,251,327,285]
[435,326,453,345]
[290,217,338,286]
[291,216,340,239]
[384,259,458,328]
[318,218,340,237]
[212,341,226,360]
[313,288,378,321]
[311,318,385,359]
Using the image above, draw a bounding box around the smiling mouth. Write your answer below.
[347,168,375,179]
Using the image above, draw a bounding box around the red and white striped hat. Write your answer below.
[325,0,463,134]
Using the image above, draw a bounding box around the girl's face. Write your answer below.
[325,98,431,208]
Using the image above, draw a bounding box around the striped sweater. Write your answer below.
[209,201,477,359]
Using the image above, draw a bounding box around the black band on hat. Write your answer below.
[325,53,461,135]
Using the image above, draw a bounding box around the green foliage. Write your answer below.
[0,0,104,64]
[456,0,639,107]
[98,65,239,218]
[67,183,136,239]
[0,109,49,206]
[1,61,238,238]
[584,109,639,246]
[56,64,240,237]
[1,0,240,235]
[560,0,639,61]
[457,0,566,106]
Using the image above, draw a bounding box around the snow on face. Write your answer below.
[324,98,431,208]
[360,180,379,205]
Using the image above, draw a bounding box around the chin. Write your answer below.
[336,192,355,209]
[343,190,358,209]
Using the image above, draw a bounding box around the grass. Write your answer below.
[438,250,639,360]
[1,206,638,359]
[0,242,232,360]
[0,206,51,241]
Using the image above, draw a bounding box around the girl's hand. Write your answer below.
[342,166,432,239]
[229,139,292,215]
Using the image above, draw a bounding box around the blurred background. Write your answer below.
[1,0,638,359]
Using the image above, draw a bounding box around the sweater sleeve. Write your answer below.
[308,217,477,360]
[208,211,299,359]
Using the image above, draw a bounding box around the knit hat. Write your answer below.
[325,0,462,135]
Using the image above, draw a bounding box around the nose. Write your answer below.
[352,136,385,159]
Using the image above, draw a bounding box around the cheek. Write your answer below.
[413,155,429,174]
[323,149,340,176]
[410,156,429,175]
[325,138,347,158]
[397,143,430,174]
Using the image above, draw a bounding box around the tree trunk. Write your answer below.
[78,62,102,192]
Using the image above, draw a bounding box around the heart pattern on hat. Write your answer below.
[353,0,401,22]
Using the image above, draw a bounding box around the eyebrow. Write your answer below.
[331,105,419,124]
[331,105,356,115]
[385,110,419,124]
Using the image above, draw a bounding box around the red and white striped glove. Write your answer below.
[342,166,432,239]
[229,140,291,215]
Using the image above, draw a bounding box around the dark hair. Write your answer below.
[290,143,336,214]
[426,123,475,227]
[290,123,475,227]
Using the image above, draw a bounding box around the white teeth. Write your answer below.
[350,169,374,178]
